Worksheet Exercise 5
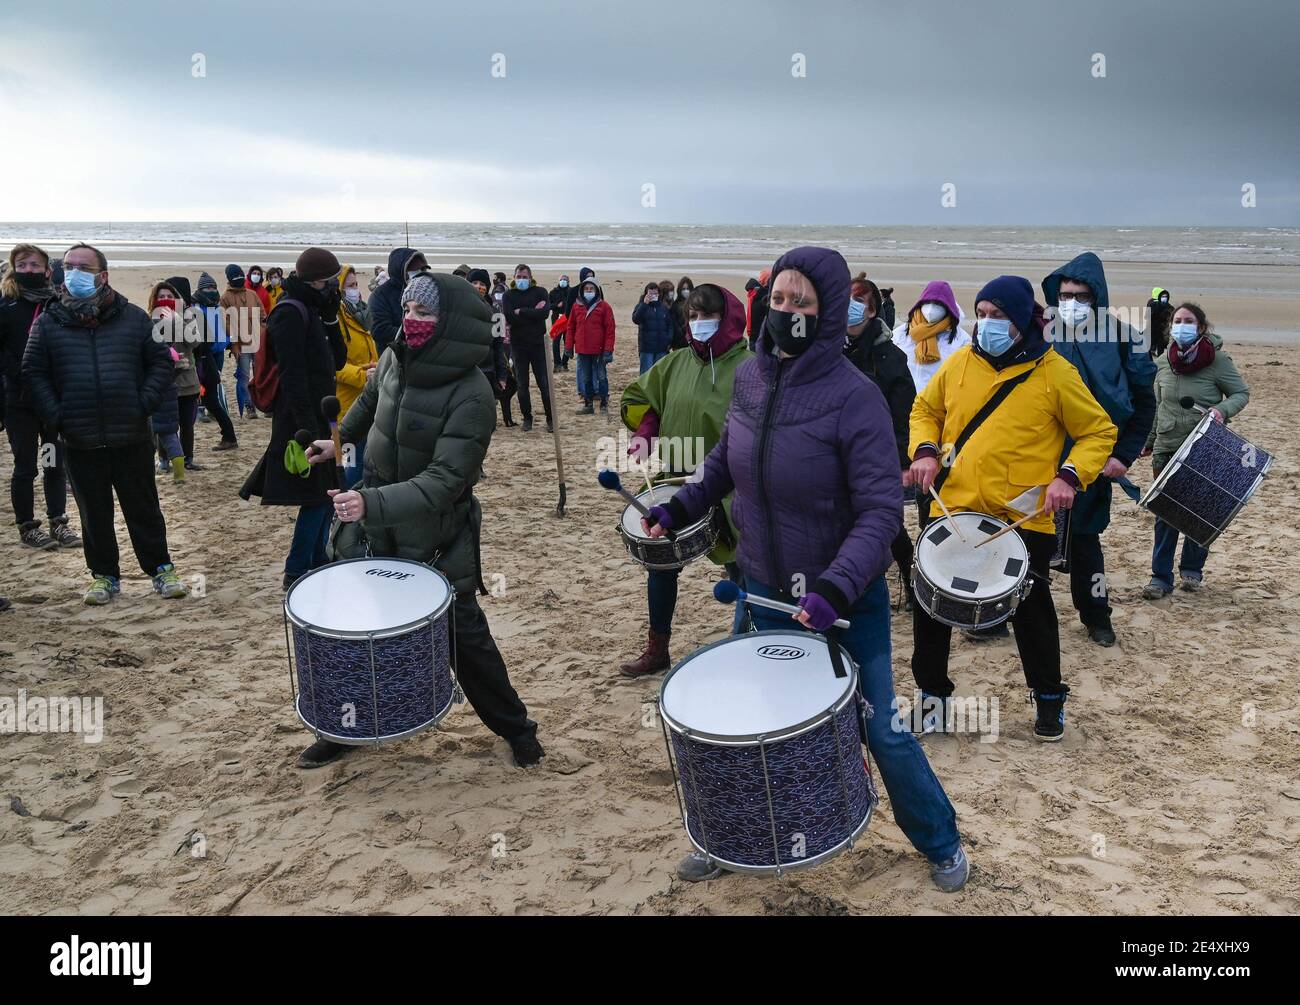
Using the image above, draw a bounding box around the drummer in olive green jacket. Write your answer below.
[1140,303,1249,598]
[303,273,543,771]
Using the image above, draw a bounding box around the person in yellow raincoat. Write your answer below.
[904,275,1115,743]
[334,264,378,487]
[266,267,286,309]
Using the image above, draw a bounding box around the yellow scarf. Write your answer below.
[909,308,950,365]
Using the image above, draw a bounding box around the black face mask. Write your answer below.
[230,278,245,289]
[14,271,49,289]
[765,308,819,357]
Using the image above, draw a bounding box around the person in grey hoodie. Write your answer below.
[645,245,967,893]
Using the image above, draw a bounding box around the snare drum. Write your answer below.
[1140,412,1272,548]
[617,483,720,571]
[912,511,1030,630]
[284,558,456,745]
[659,631,877,875]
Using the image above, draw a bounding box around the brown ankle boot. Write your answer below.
[619,630,671,677]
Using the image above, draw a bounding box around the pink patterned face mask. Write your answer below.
[403,317,437,347]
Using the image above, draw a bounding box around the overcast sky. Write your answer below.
[1,0,1296,225]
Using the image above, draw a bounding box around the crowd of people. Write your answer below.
[0,236,1254,891]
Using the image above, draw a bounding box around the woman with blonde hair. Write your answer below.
[334,264,378,487]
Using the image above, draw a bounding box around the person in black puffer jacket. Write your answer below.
[22,242,188,604]
[845,274,917,610]
[0,242,79,552]
[468,268,515,428]
[369,246,427,356]
[501,263,553,431]
[239,248,347,589]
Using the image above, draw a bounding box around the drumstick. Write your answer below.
[638,459,655,498]
[713,581,850,630]
[974,507,1045,548]
[321,395,345,489]
[928,485,966,542]
[597,469,677,541]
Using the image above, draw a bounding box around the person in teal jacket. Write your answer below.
[1042,252,1156,647]
[617,283,752,677]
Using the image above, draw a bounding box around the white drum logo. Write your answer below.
[756,645,806,660]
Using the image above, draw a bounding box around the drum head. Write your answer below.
[660,632,854,741]
[621,484,687,539]
[916,511,1029,601]
[286,558,451,636]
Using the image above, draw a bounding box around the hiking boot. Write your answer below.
[297,738,350,769]
[510,732,545,768]
[1032,690,1067,742]
[1142,578,1172,600]
[214,439,238,451]
[84,576,121,606]
[171,456,186,483]
[152,563,189,599]
[184,459,204,471]
[676,851,723,883]
[18,520,57,550]
[575,401,594,415]
[1087,624,1116,647]
[50,515,81,548]
[619,630,671,677]
[1179,573,1203,593]
[930,844,970,893]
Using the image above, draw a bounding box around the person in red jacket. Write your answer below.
[245,265,272,315]
[565,277,615,415]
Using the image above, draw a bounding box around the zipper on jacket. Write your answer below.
[89,327,107,447]
[755,362,784,593]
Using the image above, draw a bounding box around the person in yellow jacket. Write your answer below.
[266,267,286,308]
[335,264,378,487]
[904,276,1116,743]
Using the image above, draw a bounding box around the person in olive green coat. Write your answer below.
[616,283,752,677]
[1139,302,1250,598]
[303,273,542,770]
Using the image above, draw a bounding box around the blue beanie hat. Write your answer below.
[975,275,1036,335]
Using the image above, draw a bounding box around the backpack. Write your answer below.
[250,298,309,413]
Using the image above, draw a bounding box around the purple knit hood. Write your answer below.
[909,280,961,321]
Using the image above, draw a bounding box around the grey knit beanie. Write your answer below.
[402,273,441,315]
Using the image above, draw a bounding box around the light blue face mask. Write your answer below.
[65,268,99,299]
[976,317,1014,356]
[847,299,867,326]
[1171,322,1200,346]
[515,277,530,290]
[690,319,720,342]
[559,280,568,288]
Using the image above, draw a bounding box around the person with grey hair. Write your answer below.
[303,271,543,770]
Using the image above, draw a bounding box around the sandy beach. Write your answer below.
[1,252,1297,916]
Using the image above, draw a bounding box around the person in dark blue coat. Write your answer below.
[369,247,427,355]
[1041,252,1157,647]
[631,282,675,373]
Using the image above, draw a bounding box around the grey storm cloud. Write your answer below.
[5,0,1298,223]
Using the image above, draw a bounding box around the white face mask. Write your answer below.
[249,272,262,284]
[690,319,720,342]
[1058,298,1091,326]
[344,288,361,304]
[919,302,947,324]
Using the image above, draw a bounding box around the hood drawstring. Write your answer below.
[709,342,716,388]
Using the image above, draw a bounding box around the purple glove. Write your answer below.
[798,592,838,632]
[644,504,674,533]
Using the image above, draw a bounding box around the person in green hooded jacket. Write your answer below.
[1139,302,1249,599]
[303,272,543,770]
[617,283,752,677]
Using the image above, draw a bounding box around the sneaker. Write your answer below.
[1142,578,1172,600]
[1179,573,1203,593]
[83,576,121,606]
[510,732,545,768]
[1086,625,1117,647]
[676,851,723,883]
[184,460,205,471]
[214,439,238,451]
[152,563,189,599]
[49,516,81,548]
[18,521,57,550]
[599,400,609,416]
[297,738,350,769]
[1032,690,1067,742]
[521,418,533,432]
[930,844,970,893]
[575,401,594,415]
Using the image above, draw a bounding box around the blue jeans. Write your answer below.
[648,562,746,636]
[576,353,609,403]
[235,354,252,415]
[344,436,367,489]
[639,350,666,374]
[747,577,961,864]
[1151,518,1208,589]
[286,502,332,578]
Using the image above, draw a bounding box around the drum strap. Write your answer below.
[824,629,848,679]
[933,363,1039,496]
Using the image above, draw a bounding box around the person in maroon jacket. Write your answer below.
[565,277,615,414]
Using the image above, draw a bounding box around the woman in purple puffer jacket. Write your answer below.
[646,246,967,892]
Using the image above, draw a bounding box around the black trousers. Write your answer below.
[912,528,1065,696]
[1067,531,1112,628]
[451,591,535,742]
[891,527,914,585]
[196,351,237,443]
[65,439,173,579]
[5,402,67,526]
[551,331,564,368]
[178,393,200,462]
[510,341,552,423]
